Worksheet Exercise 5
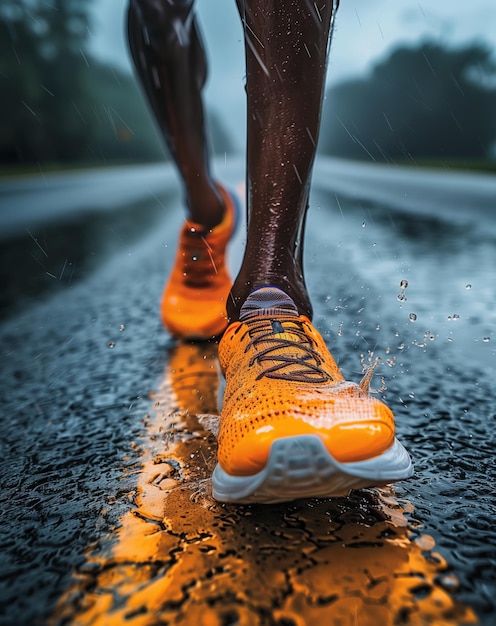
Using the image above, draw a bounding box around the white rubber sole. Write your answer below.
[212,434,413,504]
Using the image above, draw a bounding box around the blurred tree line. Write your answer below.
[320,40,496,164]
[0,0,230,169]
[2,1,495,169]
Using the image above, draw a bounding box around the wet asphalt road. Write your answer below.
[1,158,495,625]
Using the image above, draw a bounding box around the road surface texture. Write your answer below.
[1,157,495,625]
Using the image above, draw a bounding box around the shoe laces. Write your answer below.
[180,226,221,289]
[242,315,333,384]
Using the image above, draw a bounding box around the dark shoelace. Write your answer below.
[242,316,333,383]
[180,229,220,289]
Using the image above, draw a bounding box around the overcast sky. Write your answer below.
[88,0,496,148]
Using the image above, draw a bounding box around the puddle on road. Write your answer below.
[52,343,476,626]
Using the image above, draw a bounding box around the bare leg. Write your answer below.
[228,0,339,320]
[127,0,224,228]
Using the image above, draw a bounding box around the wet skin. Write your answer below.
[127,0,340,320]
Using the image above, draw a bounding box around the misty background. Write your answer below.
[1,0,496,171]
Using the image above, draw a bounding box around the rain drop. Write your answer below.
[482,337,491,343]
[400,279,408,289]
[108,341,115,349]
[465,284,472,290]
[452,313,460,320]
[439,574,460,592]
[397,293,407,302]
[362,221,367,228]
[119,324,125,332]
[409,313,417,321]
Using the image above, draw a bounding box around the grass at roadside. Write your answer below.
[395,157,496,174]
[0,159,165,180]
[2,156,495,181]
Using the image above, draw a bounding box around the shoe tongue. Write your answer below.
[239,288,330,383]
[239,287,299,321]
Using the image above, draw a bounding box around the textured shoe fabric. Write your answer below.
[212,287,413,503]
[161,184,239,340]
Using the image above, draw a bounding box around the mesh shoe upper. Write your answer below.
[161,185,237,340]
[217,288,396,476]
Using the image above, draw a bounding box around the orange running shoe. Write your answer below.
[161,185,239,340]
[212,287,413,503]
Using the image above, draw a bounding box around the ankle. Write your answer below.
[186,182,225,230]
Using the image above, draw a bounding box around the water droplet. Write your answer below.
[452,313,460,320]
[119,324,125,332]
[465,284,472,290]
[376,324,381,331]
[409,313,417,321]
[398,342,405,350]
[439,574,460,592]
[108,341,115,349]
[482,337,491,343]
[361,221,367,228]
[400,279,408,289]
[397,293,407,302]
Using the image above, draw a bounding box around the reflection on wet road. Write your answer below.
[52,343,475,626]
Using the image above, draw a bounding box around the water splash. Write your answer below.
[397,278,409,304]
[359,357,386,394]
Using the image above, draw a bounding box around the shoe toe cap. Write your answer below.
[218,394,395,476]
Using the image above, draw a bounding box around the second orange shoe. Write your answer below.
[161,185,239,340]
[212,287,413,503]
